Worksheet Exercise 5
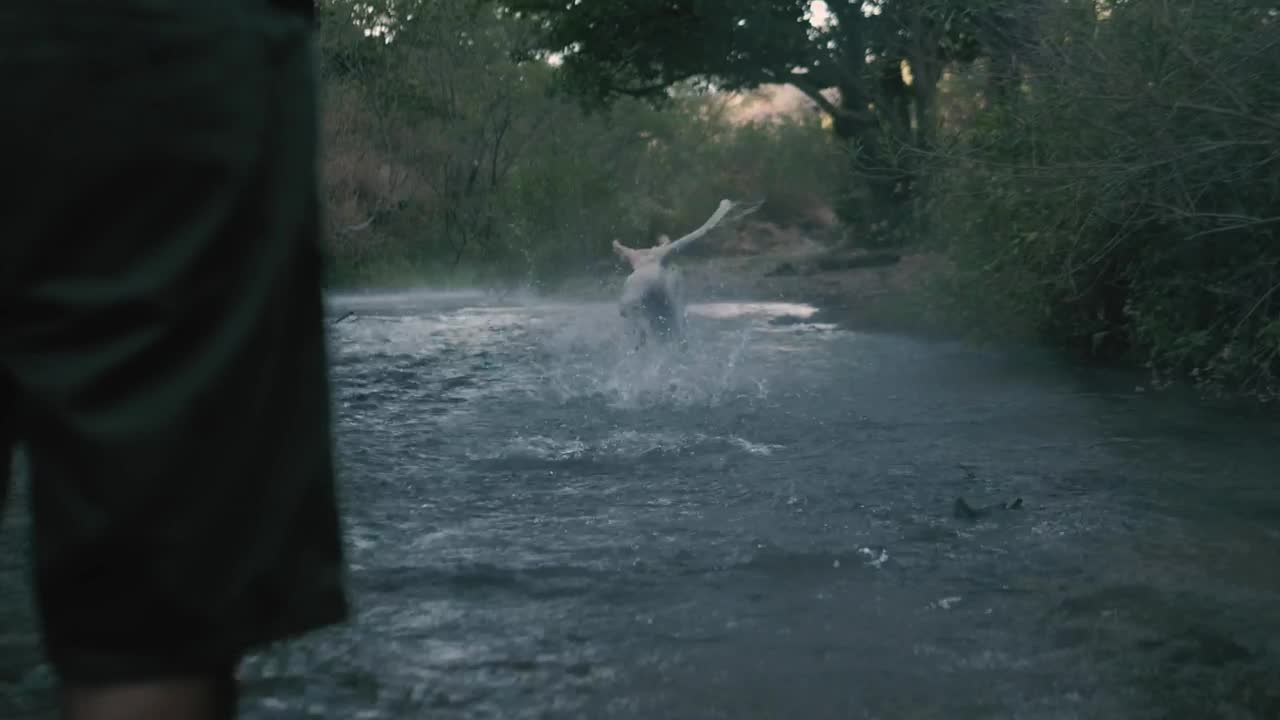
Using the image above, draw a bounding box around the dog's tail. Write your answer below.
[660,198,764,266]
[722,198,766,225]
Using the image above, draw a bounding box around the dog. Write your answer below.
[611,199,760,349]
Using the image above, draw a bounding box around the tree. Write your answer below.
[500,0,999,244]
[314,0,846,287]
[317,0,557,270]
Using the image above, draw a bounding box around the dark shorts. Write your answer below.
[0,0,349,685]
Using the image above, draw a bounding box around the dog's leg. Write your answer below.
[620,304,648,352]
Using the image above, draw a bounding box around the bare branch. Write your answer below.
[1169,101,1280,132]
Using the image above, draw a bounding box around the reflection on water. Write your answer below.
[2,290,1279,720]
[686,300,818,320]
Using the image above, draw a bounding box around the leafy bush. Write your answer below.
[932,1,1280,398]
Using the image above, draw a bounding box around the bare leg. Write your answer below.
[62,669,238,720]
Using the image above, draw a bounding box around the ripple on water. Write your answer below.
[176,293,1280,719]
[466,430,783,466]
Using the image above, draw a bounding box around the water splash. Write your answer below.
[328,294,823,411]
[529,301,803,409]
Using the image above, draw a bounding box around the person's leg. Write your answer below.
[0,2,347,718]
[61,670,238,720]
[1,377,12,522]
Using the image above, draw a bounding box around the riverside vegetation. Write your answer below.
[317,0,1280,400]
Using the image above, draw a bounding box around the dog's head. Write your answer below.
[612,237,672,271]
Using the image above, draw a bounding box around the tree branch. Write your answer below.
[785,75,842,117]
[605,79,687,98]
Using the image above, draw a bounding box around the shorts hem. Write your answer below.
[47,592,349,687]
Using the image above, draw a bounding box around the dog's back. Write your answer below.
[620,263,686,347]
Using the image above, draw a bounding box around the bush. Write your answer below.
[932,0,1280,398]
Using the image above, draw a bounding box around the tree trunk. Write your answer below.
[911,56,942,151]
[832,69,919,248]
[880,61,913,146]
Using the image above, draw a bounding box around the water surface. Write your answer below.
[2,290,1278,719]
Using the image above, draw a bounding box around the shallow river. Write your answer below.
[3,290,1279,719]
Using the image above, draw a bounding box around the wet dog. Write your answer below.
[612,199,759,349]
[613,234,687,347]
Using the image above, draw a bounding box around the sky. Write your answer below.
[808,0,832,27]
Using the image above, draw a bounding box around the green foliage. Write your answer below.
[500,0,1020,239]
[932,0,1280,398]
[315,0,842,289]
[503,0,816,102]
